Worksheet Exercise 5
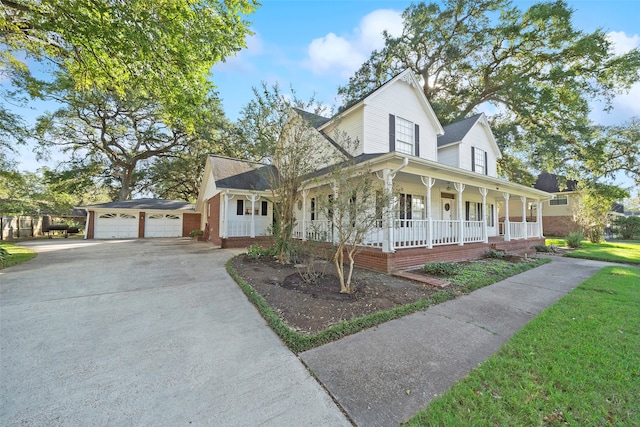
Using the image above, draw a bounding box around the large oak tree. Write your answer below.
[338,0,640,183]
[1,0,258,127]
[34,81,229,200]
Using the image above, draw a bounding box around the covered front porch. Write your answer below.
[292,158,549,253]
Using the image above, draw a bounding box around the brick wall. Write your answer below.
[208,194,222,246]
[182,213,202,237]
[542,215,579,237]
[221,236,274,249]
[348,238,544,274]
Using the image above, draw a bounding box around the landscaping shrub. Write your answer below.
[247,244,276,260]
[614,216,640,240]
[484,249,505,258]
[565,232,584,248]
[533,244,550,253]
[0,247,9,266]
[421,262,460,276]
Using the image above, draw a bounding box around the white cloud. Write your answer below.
[606,31,640,55]
[304,9,403,78]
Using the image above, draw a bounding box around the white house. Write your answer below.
[196,70,551,272]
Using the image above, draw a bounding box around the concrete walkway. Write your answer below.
[301,256,621,427]
[1,239,349,426]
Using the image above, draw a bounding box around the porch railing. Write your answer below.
[527,222,540,238]
[432,220,460,246]
[509,222,525,239]
[464,221,485,243]
[227,220,252,237]
[393,219,429,248]
[295,220,334,242]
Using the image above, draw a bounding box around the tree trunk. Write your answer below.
[334,245,348,293]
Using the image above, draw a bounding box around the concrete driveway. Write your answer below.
[0,239,349,426]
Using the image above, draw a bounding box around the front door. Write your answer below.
[442,199,453,221]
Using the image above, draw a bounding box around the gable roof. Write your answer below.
[82,199,195,211]
[534,172,578,193]
[209,155,275,191]
[437,113,502,158]
[293,108,331,128]
[437,113,484,147]
[321,69,445,136]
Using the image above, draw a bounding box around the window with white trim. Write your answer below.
[549,196,568,206]
[396,117,414,155]
[473,147,486,174]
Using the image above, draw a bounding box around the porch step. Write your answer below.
[392,270,451,288]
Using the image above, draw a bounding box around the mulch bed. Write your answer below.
[230,255,464,334]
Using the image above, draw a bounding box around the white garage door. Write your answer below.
[94,213,138,239]
[145,214,182,238]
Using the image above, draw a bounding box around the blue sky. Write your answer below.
[10,0,640,192]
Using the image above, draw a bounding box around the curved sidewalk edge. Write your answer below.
[300,257,617,427]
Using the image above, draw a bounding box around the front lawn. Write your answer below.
[546,239,640,264]
[406,266,640,426]
[0,242,37,269]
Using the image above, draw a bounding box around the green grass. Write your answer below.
[434,258,550,292]
[0,242,37,269]
[226,257,549,353]
[406,266,640,426]
[546,239,640,265]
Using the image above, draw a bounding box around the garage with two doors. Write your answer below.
[81,199,201,239]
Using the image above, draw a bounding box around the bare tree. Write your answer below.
[238,83,344,263]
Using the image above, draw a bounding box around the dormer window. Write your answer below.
[472,147,487,174]
[396,117,414,155]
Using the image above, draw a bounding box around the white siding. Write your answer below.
[437,145,459,168]
[361,81,439,161]
[324,107,364,156]
[459,122,499,177]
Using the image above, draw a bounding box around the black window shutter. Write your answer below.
[311,198,315,221]
[261,201,268,216]
[389,114,395,152]
[465,201,470,221]
[407,194,412,219]
[471,147,475,172]
[236,200,244,216]
[484,151,488,175]
[414,124,420,157]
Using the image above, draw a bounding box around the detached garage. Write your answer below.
[80,199,201,240]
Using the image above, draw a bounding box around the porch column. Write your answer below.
[454,182,465,246]
[421,176,436,249]
[521,196,528,240]
[479,187,489,243]
[537,201,544,238]
[331,181,339,245]
[301,189,309,241]
[503,192,511,242]
[377,168,396,253]
[246,194,260,238]
[222,191,234,239]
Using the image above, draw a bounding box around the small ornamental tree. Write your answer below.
[238,83,344,263]
[317,154,389,294]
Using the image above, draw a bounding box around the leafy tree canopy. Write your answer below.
[34,76,230,201]
[338,0,640,182]
[2,0,258,127]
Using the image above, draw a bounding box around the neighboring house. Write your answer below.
[80,199,200,239]
[510,172,580,237]
[196,70,551,272]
